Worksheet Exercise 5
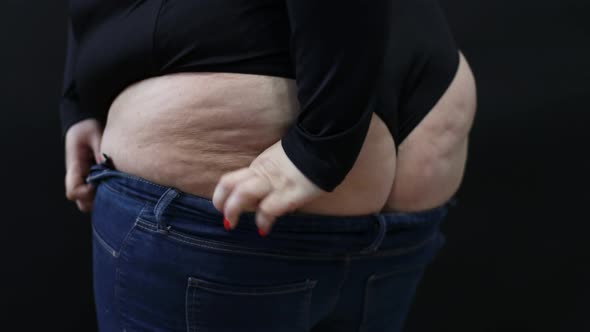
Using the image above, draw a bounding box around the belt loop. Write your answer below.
[359,214,387,254]
[153,188,180,233]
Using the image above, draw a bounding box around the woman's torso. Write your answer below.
[100,51,476,216]
[99,72,396,215]
[75,0,477,215]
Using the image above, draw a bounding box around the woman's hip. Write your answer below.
[86,157,453,258]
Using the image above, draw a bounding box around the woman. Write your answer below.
[62,0,476,331]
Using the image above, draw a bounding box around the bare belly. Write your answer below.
[99,52,476,215]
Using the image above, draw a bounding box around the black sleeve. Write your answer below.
[280,0,393,192]
[59,18,97,142]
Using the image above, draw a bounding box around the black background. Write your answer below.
[1,0,588,331]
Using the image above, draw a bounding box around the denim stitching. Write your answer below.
[138,218,340,259]
[186,278,315,331]
[119,205,146,252]
[359,273,371,332]
[114,204,147,331]
[92,224,119,258]
[134,217,438,260]
[188,279,317,296]
[331,255,350,312]
[185,278,193,332]
[134,220,349,261]
[114,267,124,330]
[101,182,127,198]
[349,233,439,259]
[189,277,316,290]
[191,285,196,332]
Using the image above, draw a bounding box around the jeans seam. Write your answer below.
[114,203,147,331]
[323,254,350,321]
[114,266,123,331]
[134,219,349,261]
[101,182,127,198]
[188,278,317,296]
[134,217,439,260]
[185,278,316,331]
[92,224,119,258]
[359,274,371,332]
[96,182,158,209]
[191,285,196,332]
[349,232,440,259]
[185,278,193,332]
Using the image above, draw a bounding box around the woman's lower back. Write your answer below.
[99,53,476,216]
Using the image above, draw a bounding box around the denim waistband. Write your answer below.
[85,157,456,236]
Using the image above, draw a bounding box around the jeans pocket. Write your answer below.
[359,266,427,332]
[91,183,148,258]
[186,277,317,332]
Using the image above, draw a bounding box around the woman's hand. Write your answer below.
[212,140,328,235]
[64,118,103,213]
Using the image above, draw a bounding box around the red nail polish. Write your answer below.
[223,217,231,231]
[258,228,267,237]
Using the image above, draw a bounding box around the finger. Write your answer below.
[76,199,93,213]
[212,168,254,212]
[256,189,300,232]
[68,185,95,207]
[65,161,89,201]
[224,176,272,228]
[255,210,276,235]
[76,183,95,200]
[76,183,97,213]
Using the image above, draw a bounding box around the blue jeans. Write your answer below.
[85,157,455,332]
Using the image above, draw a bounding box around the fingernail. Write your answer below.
[223,217,231,231]
[257,228,267,237]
